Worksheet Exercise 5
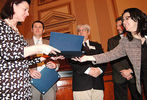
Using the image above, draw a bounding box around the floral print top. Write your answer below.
[0,19,40,100]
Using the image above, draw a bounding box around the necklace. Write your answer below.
[4,19,20,34]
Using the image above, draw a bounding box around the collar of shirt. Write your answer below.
[83,40,89,46]
[33,36,43,45]
[83,40,96,50]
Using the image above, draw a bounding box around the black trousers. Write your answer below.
[113,81,142,100]
[142,78,147,99]
[141,67,147,99]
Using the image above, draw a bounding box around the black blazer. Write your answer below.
[69,41,106,91]
[107,35,135,83]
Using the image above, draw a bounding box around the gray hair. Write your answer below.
[77,24,91,32]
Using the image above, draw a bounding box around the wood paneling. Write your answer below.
[56,74,115,100]
[56,74,145,100]
[38,0,57,6]
[93,0,114,51]
[56,77,73,100]
[38,10,75,37]
[56,73,116,100]
[72,0,89,25]
[0,0,6,12]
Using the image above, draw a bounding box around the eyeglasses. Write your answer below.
[77,29,88,32]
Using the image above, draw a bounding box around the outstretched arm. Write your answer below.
[24,44,61,58]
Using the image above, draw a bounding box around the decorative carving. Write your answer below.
[43,24,73,38]
[40,11,75,27]
[38,3,76,71]
[38,11,75,37]
[38,0,57,6]
[38,3,72,18]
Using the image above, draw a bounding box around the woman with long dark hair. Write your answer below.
[74,8,147,99]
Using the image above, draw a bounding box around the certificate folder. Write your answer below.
[49,32,84,58]
[31,65,60,94]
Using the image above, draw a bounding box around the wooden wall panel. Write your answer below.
[0,0,6,13]
[113,0,147,16]
[37,2,76,38]
[38,9,75,37]
[56,77,73,100]
[103,75,114,100]
[56,74,145,100]
[85,0,101,43]
[72,0,89,26]
[38,3,72,18]
[38,0,57,6]
[93,0,114,51]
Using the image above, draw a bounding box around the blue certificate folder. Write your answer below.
[49,32,84,58]
[31,65,60,94]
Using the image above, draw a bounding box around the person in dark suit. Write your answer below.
[27,20,58,100]
[69,24,106,100]
[107,17,142,100]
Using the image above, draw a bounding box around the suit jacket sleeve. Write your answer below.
[93,39,127,64]
[107,38,131,72]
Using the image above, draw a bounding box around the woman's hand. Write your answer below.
[29,69,41,79]
[41,44,61,55]
[50,55,65,60]
[45,61,57,69]
[24,44,61,57]
[120,69,133,80]
[89,67,101,78]
[71,55,96,62]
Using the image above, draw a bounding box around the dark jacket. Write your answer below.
[93,37,147,94]
[107,35,136,83]
[69,41,106,91]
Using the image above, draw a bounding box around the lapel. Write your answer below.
[113,35,121,45]
[89,41,95,47]
[86,41,98,54]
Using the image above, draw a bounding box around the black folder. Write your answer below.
[31,65,60,94]
[49,32,84,58]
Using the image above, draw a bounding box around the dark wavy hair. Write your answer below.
[0,0,31,19]
[122,8,147,41]
[116,16,126,34]
[32,20,45,29]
